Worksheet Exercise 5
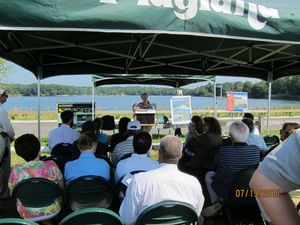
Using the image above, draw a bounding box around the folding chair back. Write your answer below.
[221,136,232,146]
[0,218,39,225]
[12,178,62,208]
[67,176,113,210]
[101,115,115,131]
[230,166,258,204]
[263,135,280,149]
[224,166,265,225]
[51,143,73,173]
[136,201,198,225]
[58,208,123,225]
[116,170,145,200]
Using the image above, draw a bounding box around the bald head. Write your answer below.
[159,135,183,164]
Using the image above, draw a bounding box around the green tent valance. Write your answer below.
[0,1,300,81]
[0,1,299,43]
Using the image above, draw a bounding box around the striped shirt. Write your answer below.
[212,142,260,198]
[112,136,134,167]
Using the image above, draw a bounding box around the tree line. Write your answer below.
[2,75,300,98]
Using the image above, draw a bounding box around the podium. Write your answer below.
[134,109,156,127]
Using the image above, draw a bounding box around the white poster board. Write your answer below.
[170,96,192,125]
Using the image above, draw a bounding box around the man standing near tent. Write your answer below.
[0,89,15,200]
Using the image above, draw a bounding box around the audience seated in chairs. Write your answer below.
[110,117,131,152]
[179,116,222,177]
[71,121,109,162]
[64,132,110,185]
[48,110,80,151]
[51,143,73,174]
[114,132,159,191]
[242,118,268,154]
[119,135,204,225]
[8,134,64,221]
[203,121,260,217]
[111,121,141,167]
[101,115,116,131]
[250,129,300,225]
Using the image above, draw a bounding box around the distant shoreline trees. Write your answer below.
[1,75,300,99]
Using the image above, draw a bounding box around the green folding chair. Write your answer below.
[224,166,266,225]
[12,178,62,222]
[136,201,198,225]
[66,176,114,211]
[58,208,123,225]
[263,135,280,149]
[0,218,39,225]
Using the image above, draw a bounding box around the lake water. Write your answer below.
[4,95,300,111]
[4,96,300,111]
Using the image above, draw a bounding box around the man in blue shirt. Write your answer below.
[64,131,110,184]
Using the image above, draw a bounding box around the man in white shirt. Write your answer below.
[242,118,268,153]
[0,89,15,199]
[48,110,80,150]
[111,121,141,167]
[119,135,204,225]
[114,131,159,184]
[243,113,260,135]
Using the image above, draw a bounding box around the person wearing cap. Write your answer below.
[0,89,15,200]
[119,135,204,225]
[111,121,141,167]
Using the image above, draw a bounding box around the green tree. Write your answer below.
[272,77,287,95]
[243,81,253,93]
[285,76,300,95]
[251,82,268,98]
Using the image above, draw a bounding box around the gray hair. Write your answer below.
[229,121,249,143]
[159,135,182,164]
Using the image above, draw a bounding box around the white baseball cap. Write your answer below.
[127,121,141,131]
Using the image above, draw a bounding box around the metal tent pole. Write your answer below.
[267,71,273,134]
[37,67,42,140]
[92,81,95,120]
[213,78,217,118]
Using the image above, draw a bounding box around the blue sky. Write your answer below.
[6,61,260,88]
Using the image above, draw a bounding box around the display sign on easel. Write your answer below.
[57,102,95,130]
[226,92,248,112]
[170,96,192,124]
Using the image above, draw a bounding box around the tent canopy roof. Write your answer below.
[0,1,300,81]
[93,74,215,88]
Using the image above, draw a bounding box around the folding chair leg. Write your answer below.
[223,202,233,225]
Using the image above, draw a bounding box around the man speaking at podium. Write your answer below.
[132,93,156,132]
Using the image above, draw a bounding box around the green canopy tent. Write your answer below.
[1,1,300,135]
[92,74,215,119]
